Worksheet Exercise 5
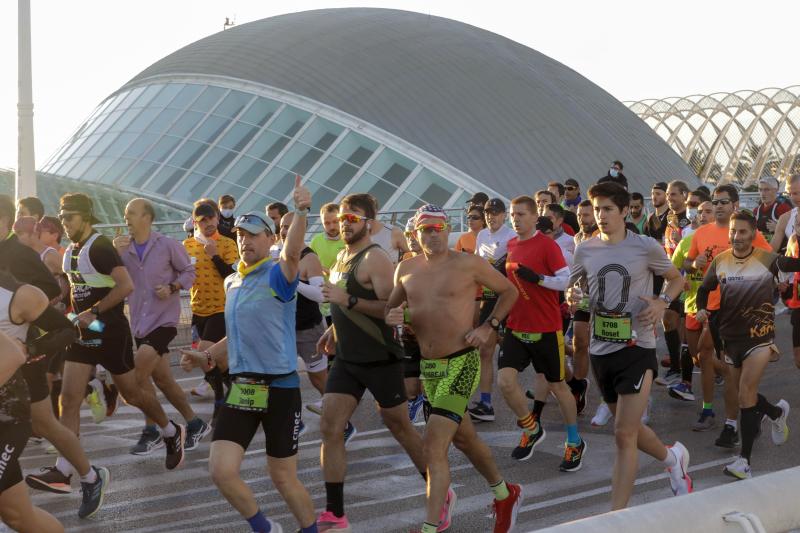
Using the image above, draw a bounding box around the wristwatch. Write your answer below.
[488,317,501,331]
[347,294,359,310]
[658,294,672,305]
[90,304,100,316]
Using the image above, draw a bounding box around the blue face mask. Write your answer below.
[609,168,619,178]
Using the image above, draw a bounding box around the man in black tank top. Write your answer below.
[314,194,427,531]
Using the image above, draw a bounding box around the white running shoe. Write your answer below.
[666,442,692,495]
[306,399,323,416]
[190,380,211,398]
[771,399,790,445]
[591,402,613,426]
[723,456,752,480]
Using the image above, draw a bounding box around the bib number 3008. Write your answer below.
[226,382,269,412]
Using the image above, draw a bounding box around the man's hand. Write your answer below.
[566,286,583,313]
[465,322,493,347]
[767,219,777,232]
[322,281,348,306]
[154,285,172,300]
[180,349,212,373]
[695,309,709,323]
[293,175,312,211]
[692,254,708,271]
[75,310,97,328]
[638,295,668,327]
[316,327,336,355]
[113,235,131,250]
[203,239,218,258]
[386,301,407,327]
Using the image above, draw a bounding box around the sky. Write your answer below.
[1,0,797,171]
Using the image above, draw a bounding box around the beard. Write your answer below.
[343,224,368,245]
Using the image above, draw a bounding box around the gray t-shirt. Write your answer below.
[569,231,674,355]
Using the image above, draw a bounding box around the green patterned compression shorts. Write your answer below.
[421,347,480,424]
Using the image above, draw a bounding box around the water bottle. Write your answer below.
[67,312,105,333]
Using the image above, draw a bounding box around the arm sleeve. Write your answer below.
[540,266,570,291]
[296,276,324,302]
[29,306,76,356]
[269,263,299,302]
[211,255,235,277]
[696,259,719,310]
[169,240,196,289]
[567,247,586,288]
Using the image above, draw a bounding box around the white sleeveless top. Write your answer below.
[40,246,57,262]
[785,207,797,241]
[0,277,29,342]
[372,224,399,264]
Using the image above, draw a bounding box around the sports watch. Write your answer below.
[488,317,501,331]
[347,294,359,310]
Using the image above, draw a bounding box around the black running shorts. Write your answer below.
[65,334,135,376]
[573,310,590,323]
[403,338,421,379]
[722,339,775,368]
[192,313,226,343]
[135,326,178,356]
[707,310,724,356]
[591,346,658,404]
[21,357,50,403]
[325,358,406,408]
[0,421,31,494]
[499,331,566,383]
[212,386,301,458]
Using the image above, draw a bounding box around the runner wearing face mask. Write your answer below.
[217,195,237,240]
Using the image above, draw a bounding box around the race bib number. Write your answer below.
[420,359,449,380]
[512,331,542,343]
[226,381,269,412]
[593,311,632,343]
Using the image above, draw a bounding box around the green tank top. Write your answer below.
[329,244,402,363]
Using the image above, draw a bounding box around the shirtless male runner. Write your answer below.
[386,204,523,533]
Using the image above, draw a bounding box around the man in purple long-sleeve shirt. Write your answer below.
[114,198,211,455]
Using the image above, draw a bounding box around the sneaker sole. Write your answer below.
[129,441,165,456]
[772,401,790,445]
[316,525,351,533]
[667,389,695,402]
[714,440,739,449]
[166,425,186,470]
[468,413,495,422]
[306,404,323,416]
[560,440,587,472]
[438,490,457,532]
[508,485,523,532]
[669,444,692,495]
[80,467,110,519]
[513,427,546,461]
[691,421,716,432]
[25,476,72,494]
[723,466,750,481]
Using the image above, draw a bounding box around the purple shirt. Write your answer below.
[120,231,196,338]
[133,239,148,261]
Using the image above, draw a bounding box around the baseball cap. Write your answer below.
[233,211,274,235]
[484,198,506,213]
[652,181,668,192]
[182,217,194,233]
[414,204,448,229]
[193,203,217,221]
[466,192,489,206]
[564,178,579,188]
[59,193,101,224]
[758,176,779,188]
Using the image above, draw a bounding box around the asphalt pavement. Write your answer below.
[16,313,800,532]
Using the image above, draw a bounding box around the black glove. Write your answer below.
[516,264,541,284]
[536,216,554,233]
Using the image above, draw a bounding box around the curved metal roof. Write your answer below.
[125,8,696,194]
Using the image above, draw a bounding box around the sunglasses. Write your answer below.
[711,199,732,206]
[337,213,371,224]
[467,215,483,221]
[234,213,273,233]
[58,212,81,222]
[416,223,448,233]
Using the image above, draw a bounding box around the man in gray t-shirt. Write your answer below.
[569,231,674,355]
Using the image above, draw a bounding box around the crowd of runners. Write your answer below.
[0,161,797,532]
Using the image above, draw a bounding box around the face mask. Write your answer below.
[686,208,698,221]
[609,168,619,178]
[220,209,234,218]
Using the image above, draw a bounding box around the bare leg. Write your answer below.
[320,393,358,483]
[379,403,426,473]
[477,331,497,397]
[308,369,327,396]
[59,361,94,435]
[422,415,459,525]
[152,355,196,422]
[572,321,590,380]
[497,368,527,418]
[112,370,170,427]
[452,414,503,483]
[0,481,64,533]
[30,399,91,476]
[549,381,577,425]
[268,455,316,528]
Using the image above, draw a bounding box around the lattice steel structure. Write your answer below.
[628,86,800,186]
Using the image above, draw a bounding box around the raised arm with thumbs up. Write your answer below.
[278,175,312,283]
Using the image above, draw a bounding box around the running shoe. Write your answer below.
[185,418,212,451]
[715,423,739,448]
[524,389,535,401]
[25,466,72,494]
[668,382,695,402]
[298,419,307,438]
[190,379,211,398]
[45,443,57,454]
[130,426,164,455]
[408,394,425,422]
[654,369,681,386]
[266,519,283,533]
[511,425,545,461]
[164,422,186,470]
[28,435,44,445]
[572,379,589,416]
[344,421,357,447]
[437,487,457,532]
[103,382,118,418]
[317,510,351,532]
[306,399,323,415]
[771,399,790,445]
[559,439,587,472]
[659,354,671,368]
[723,456,752,480]
[78,466,110,519]
[85,378,107,423]
[467,401,495,422]
[591,402,612,427]
[692,412,716,432]
[666,442,692,496]
[492,482,523,533]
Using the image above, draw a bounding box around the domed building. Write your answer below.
[37,8,695,220]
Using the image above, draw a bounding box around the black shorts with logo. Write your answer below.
[722,338,775,368]
[65,334,135,376]
[212,385,301,458]
[21,357,50,403]
[326,358,406,408]
[591,346,658,404]
[707,310,724,356]
[668,297,685,317]
[0,421,31,493]
[192,313,226,343]
[499,331,566,383]
[135,326,178,356]
[403,338,422,379]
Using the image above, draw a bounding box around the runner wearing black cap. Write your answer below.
[466,192,490,211]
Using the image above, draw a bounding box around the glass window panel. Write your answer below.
[131,84,163,108]
[163,84,203,110]
[97,157,135,185]
[190,86,226,112]
[122,161,159,188]
[129,107,163,133]
[213,90,253,119]
[72,134,103,159]
[268,106,311,137]
[406,169,456,205]
[385,192,425,215]
[207,182,247,205]
[366,150,415,186]
[107,108,140,133]
[225,156,268,188]
[278,143,325,176]
[304,180,339,211]
[64,157,97,180]
[190,115,231,144]
[50,157,80,177]
[146,83,181,108]
[167,140,208,170]
[143,135,181,164]
[348,173,397,207]
[124,133,159,159]
[166,110,203,137]
[298,118,344,149]
[172,173,216,204]
[217,122,259,151]
[79,111,112,139]
[116,87,144,110]
[256,167,296,201]
[152,167,189,195]
[91,109,124,136]
[237,192,269,214]
[331,132,378,166]
[80,157,117,182]
[194,147,237,176]
[240,98,280,126]
[308,156,359,191]
[59,136,90,161]
[85,131,119,157]
[247,130,291,163]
